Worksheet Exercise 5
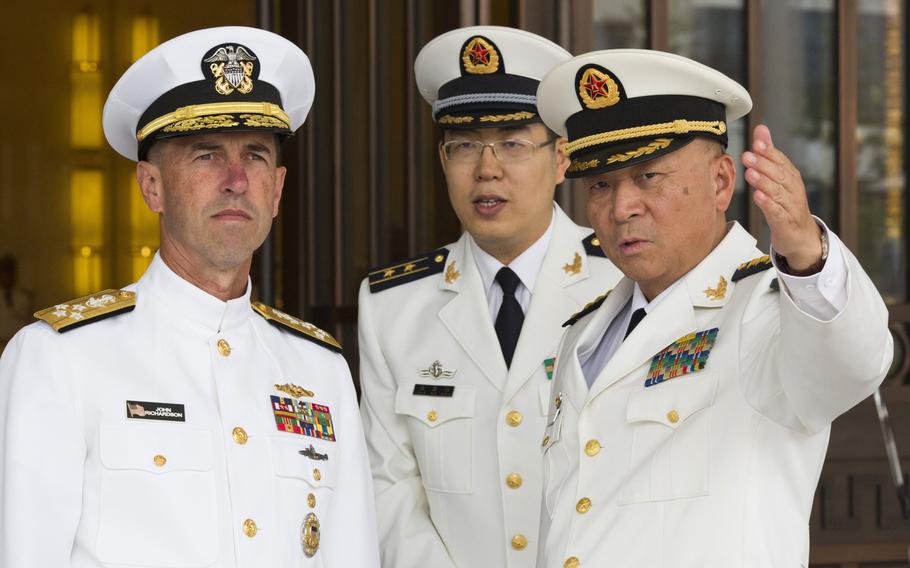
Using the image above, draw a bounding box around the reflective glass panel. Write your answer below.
[591,0,647,49]
[857,0,905,302]
[760,1,837,234]
[669,0,748,227]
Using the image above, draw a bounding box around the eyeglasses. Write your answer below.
[440,138,556,164]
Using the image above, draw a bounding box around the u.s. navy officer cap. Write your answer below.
[537,49,752,177]
[103,26,315,161]
[415,26,570,129]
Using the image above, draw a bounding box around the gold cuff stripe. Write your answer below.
[137,102,291,142]
[564,119,726,157]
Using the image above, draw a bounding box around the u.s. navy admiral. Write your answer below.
[0,26,379,568]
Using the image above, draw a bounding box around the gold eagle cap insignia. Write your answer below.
[562,252,582,275]
[274,383,315,399]
[703,275,728,301]
[202,43,257,95]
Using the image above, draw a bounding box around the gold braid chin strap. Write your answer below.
[564,119,726,157]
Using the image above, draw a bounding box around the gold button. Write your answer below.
[313,468,322,481]
[564,557,580,568]
[585,439,601,456]
[506,411,523,427]
[153,454,166,467]
[506,473,523,489]
[232,426,248,445]
[554,393,562,408]
[591,237,601,247]
[217,338,231,356]
[542,435,550,447]
[511,534,528,550]
[667,409,680,424]
[427,410,438,422]
[576,497,592,514]
[242,518,258,538]
[435,254,445,263]
[307,493,316,508]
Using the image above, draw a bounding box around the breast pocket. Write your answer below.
[96,425,217,567]
[271,437,337,494]
[395,385,475,494]
[619,374,717,505]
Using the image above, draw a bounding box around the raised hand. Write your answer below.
[742,124,823,272]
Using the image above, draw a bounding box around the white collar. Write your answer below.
[631,277,680,315]
[471,207,556,296]
[137,253,253,333]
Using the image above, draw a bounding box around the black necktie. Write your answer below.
[624,308,647,340]
[495,267,524,368]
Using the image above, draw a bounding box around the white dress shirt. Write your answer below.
[472,208,556,321]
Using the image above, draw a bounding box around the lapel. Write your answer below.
[437,233,509,391]
[560,277,634,412]
[501,207,599,403]
[586,222,760,402]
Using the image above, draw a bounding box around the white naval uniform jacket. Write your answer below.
[358,207,622,568]
[0,255,380,568]
[539,223,892,568]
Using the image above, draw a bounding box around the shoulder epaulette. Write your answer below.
[252,302,342,353]
[731,255,773,282]
[582,233,607,258]
[368,248,449,293]
[34,289,136,333]
[563,290,611,328]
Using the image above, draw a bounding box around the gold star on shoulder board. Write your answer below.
[562,252,582,275]
[402,263,416,272]
[703,275,727,301]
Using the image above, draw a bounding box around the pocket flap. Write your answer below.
[626,373,717,429]
[395,385,476,427]
[269,436,337,488]
[100,426,213,473]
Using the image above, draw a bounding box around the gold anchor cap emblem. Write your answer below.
[418,360,456,380]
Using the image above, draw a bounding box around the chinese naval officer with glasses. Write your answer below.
[534,50,892,567]
[0,27,379,567]
[357,27,621,568]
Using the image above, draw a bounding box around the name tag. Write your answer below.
[413,384,455,397]
[126,400,186,422]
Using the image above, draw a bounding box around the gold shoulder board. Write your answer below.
[563,290,611,328]
[251,302,342,353]
[731,255,773,282]
[34,289,136,333]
